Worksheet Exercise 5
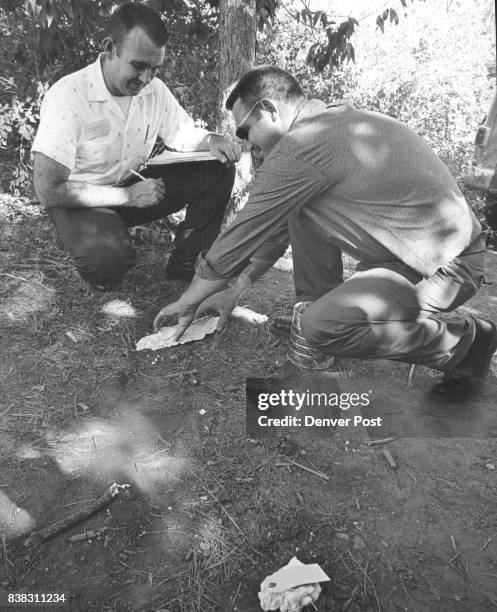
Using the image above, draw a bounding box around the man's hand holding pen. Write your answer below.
[127,169,165,208]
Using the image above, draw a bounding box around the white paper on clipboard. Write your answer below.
[147,150,217,165]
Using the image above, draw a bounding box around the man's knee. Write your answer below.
[208,160,236,198]
[300,301,363,350]
[217,159,236,185]
[73,242,136,288]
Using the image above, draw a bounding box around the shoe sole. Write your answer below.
[269,317,292,338]
[473,318,497,380]
[429,318,497,403]
[428,378,477,403]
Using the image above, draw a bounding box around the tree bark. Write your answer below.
[217,0,257,135]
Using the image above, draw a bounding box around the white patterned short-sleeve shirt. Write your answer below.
[32,55,207,185]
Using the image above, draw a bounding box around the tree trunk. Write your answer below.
[217,0,257,135]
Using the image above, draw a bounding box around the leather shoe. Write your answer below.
[429,377,477,403]
[269,316,292,338]
[166,248,198,281]
[429,317,497,402]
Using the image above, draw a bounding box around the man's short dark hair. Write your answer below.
[225,65,305,111]
[105,2,168,49]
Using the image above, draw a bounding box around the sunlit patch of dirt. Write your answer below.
[0,491,35,537]
[47,407,189,495]
[0,276,56,325]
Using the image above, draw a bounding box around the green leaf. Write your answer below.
[338,20,348,35]
[306,42,318,63]
[320,12,327,27]
[390,8,399,24]
[25,0,38,16]
[44,0,56,27]
[382,9,389,20]
[19,125,34,142]
[312,11,321,26]
[400,0,407,6]
[376,16,384,33]
[348,42,355,63]
[61,0,74,20]
[305,46,315,65]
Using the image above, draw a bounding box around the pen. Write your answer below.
[144,124,150,143]
[130,168,146,181]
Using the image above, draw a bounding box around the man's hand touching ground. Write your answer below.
[153,300,197,341]
[194,288,239,332]
[126,178,165,208]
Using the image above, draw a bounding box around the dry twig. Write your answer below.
[381,448,399,470]
[23,483,129,548]
[365,437,397,447]
[279,457,330,481]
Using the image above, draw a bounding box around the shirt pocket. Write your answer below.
[131,133,156,167]
[76,138,111,171]
[143,132,158,158]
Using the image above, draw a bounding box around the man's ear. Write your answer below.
[102,37,116,59]
[260,99,278,118]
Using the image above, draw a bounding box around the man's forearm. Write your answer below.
[179,257,275,310]
[41,180,130,210]
[229,258,275,301]
[179,276,229,308]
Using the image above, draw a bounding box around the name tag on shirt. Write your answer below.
[82,118,110,139]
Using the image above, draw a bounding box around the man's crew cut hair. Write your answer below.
[226,65,305,110]
[105,2,168,49]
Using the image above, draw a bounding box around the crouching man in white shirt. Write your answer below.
[32,1,240,290]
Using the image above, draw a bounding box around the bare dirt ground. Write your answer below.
[1,191,497,612]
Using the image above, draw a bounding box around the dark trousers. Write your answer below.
[49,160,235,287]
[289,216,343,301]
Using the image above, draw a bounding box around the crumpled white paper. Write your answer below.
[136,316,219,351]
[258,557,330,611]
[231,306,268,324]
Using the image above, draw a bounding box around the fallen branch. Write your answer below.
[280,458,330,481]
[479,536,493,552]
[407,364,416,387]
[68,527,107,543]
[365,437,397,447]
[23,483,129,548]
[382,448,399,470]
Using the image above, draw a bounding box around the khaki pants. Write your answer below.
[290,219,486,373]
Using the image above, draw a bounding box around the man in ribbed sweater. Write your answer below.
[153,65,497,402]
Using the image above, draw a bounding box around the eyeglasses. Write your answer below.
[235,99,265,140]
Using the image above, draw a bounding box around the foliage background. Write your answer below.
[0,0,495,194]
[258,0,496,177]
